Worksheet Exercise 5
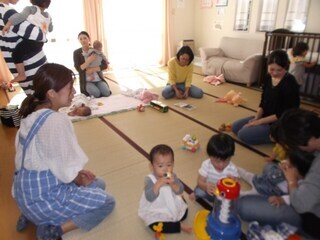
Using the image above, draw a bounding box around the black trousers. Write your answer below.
[148,209,188,234]
[12,39,44,64]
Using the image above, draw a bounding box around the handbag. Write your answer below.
[0,105,21,128]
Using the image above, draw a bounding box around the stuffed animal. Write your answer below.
[203,74,225,86]
[216,90,247,107]
[140,90,159,103]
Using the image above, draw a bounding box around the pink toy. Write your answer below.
[216,90,247,107]
[203,74,225,86]
[137,104,145,112]
[139,90,159,104]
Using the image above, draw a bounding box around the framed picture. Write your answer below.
[201,0,212,8]
[216,0,228,7]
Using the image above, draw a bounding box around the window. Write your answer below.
[15,0,85,71]
[234,0,252,31]
[257,0,278,32]
[102,0,163,69]
[284,0,309,32]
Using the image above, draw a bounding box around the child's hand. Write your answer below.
[268,196,284,207]
[157,175,170,187]
[206,182,216,196]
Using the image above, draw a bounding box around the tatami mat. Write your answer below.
[63,104,266,239]
[5,66,319,240]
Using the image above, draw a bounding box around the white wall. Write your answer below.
[170,0,196,54]
[170,0,320,56]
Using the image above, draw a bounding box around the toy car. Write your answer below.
[182,134,199,152]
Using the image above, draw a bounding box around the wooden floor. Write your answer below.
[1,66,319,240]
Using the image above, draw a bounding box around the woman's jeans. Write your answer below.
[162,83,203,99]
[86,81,111,98]
[253,162,286,196]
[235,195,301,228]
[72,178,116,231]
[232,116,272,145]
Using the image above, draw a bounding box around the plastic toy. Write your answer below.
[153,222,165,240]
[216,90,247,107]
[182,134,200,152]
[150,100,168,113]
[164,172,172,178]
[7,83,15,92]
[219,123,232,132]
[137,104,145,112]
[194,177,241,240]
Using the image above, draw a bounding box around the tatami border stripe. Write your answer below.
[99,117,214,209]
[168,107,269,158]
[104,73,269,158]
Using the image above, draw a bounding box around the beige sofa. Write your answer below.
[199,37,264,86]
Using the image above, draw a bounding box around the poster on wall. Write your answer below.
[216,0,228,7]
[201,0,213,8]
[177,0,185,8]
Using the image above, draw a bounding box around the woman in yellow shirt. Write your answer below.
[162,46,203,99]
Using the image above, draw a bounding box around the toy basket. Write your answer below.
[0,106,20,128]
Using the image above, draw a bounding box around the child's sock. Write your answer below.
[36,224,63,240]
[238,167,260,196]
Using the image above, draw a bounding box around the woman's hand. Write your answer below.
[268,196,285,207]
[174,89,184,99]
[86,53,97,64]
[243,118,261,128]
[182,88,190,99]
[74,170,96,186]
[279,160,299,184]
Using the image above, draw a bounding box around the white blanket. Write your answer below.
[59,94,145,122]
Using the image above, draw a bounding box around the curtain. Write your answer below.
[83,0,108,58]
[0,50,12,83]
[160,0,173,66]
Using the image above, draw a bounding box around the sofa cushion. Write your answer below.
[199,47,224,60]
[223,59,261,84]
[202,57,230,76]
[220,37,264,60]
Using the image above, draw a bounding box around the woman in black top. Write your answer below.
[231,50,300,145]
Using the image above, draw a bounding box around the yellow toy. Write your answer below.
[153,222,165,240]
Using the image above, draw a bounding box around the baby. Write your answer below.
[83,40,108,81]
[64,93,93,117]
[67,104,91,117]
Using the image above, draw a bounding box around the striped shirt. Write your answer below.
[0,3,47,95]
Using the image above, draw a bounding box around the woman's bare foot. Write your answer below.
[181,223,193,234]
[189,193,196,202]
